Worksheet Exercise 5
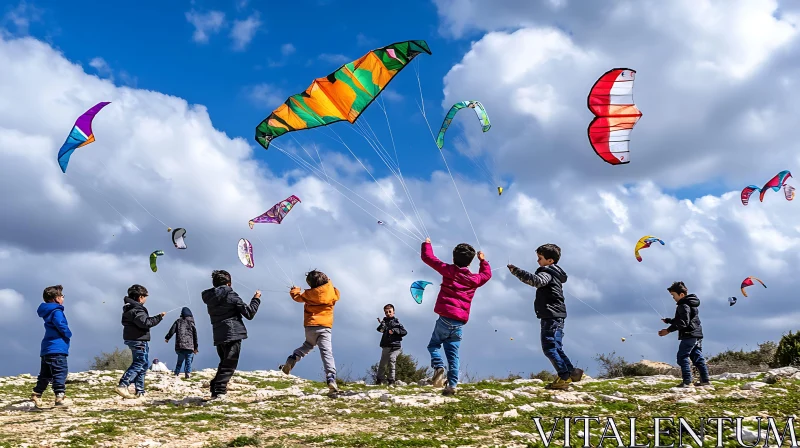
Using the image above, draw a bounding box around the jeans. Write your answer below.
[540,318,574,380]
[377,347,401,382]
[33,354,68,395]
[292,326,336,378]
[427,316,464,388]
[677,338,710,384]
[119,341,149,393]
[175,349,194,375]
[210,340,241,396]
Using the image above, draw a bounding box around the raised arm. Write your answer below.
[421,241,449,276]
[232,291,261,320]
[509,265,551,288]
[477,257,492,286]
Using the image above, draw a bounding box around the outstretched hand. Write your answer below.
[658,329,669,337]
[164,339,168,344]
[661,318,668,324]
[290,286,301,295]
[254,290,262,299]
[376,317,382,323]
[159,312,167,317]
[507,264,517,272]
[425,237,431,244]
[477,251,485,261]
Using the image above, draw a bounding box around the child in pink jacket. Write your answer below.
[421,238,491,395]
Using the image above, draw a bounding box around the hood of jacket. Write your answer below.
[302,282,337,302]
[37,302,64,320]
[540,264,568,283]
[181,307,193,318]
[678,294,700,307]
[122,296,144,312]
[202,285,232,305]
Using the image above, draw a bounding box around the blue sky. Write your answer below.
[15,0,483,181]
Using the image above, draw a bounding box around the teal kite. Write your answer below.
[435,101,490,149]
[410,281,432,304]
[57,102,111,173]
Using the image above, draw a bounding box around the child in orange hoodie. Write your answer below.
[280,270,341,393]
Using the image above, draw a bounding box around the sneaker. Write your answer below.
[442,385,457,396]
[280,355,298,375]
[208,393,228,402]
[431,367,446,388]
[135,391,146,398]
[570,368,585,383]
[327,376,339,394]
[54,393,68,407]
[387,380,396,387]
[31,393,43,408]
[115,386,134,399]
[675,382,693,388]
[375,379,384,386]
[693,381,711,387]
[185,373,190,380]
[545,377,572,390]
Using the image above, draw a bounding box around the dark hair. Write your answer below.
[212,270,232,287]
[128,284,149,301]
[43,285,63,303]
[384,304,394,311]
[667,281,688,295]
[306,270,329,288]
[536,244,561,263]
[453,243,476,268]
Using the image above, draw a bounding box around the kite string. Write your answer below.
[297,225,313,268]
[252,232,292,287]
[414,61,481,248]
[272,142,422,246]
[64,172,142,232]
[98,161,169,229]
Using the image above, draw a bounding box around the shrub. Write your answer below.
[530,370,556,382]
[706,341,778,374]
[90,347,132,371]
[594,352,660,378]
[367,352,431,384]
[773,331,800,367]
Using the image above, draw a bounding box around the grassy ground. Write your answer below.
[0,368,798,447]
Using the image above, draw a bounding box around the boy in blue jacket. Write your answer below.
[31,285,72,408]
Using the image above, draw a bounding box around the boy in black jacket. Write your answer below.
[117,284,165,399]
[202,270,261,400]
[375,304,407,386]
[507,243,583,390]
[659,281,710,387]
[165,307,198,379]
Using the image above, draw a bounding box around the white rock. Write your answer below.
[503,409,519,418]
[598,394,627,402]
[512,378,544,384]
[741,382,768,390]
[767,367,798,377]
[677,398,697,404]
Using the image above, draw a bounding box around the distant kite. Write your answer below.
[410,281,432,304]
[759,170,793,202]
[741,185,761,206]
[249,195,301,229]
[238,238,254,268]
[634,236,664,262]
[57,102,111,173]
[587,69,642,165]
[172,228,187,250]
[435,101,491,149]
[740,277,766,297]
[149,250,164,273]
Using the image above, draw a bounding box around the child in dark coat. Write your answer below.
[31,285,72,408]
[508,243,583,390]
[202,270,261,400]
[165,307,198,379]
[116,284,165,399]
[375,303,407,386]
[659,281,711,387]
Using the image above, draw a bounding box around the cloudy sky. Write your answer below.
[2,0,800,381]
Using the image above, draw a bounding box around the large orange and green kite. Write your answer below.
[255,40,431,150]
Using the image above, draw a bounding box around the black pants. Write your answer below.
[210,340,241,396]
[34,354,68,395]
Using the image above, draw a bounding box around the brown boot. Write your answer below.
[31,393,43,408]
